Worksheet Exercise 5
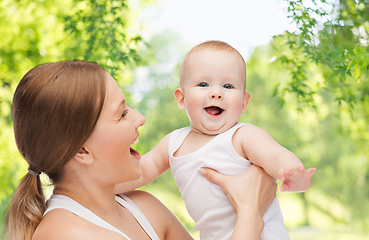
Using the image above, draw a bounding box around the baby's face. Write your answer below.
[179,49,250,135]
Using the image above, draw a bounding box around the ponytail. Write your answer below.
[7,61,106,239]
[6,173,45,240]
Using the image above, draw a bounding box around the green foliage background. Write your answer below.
[0,0,368,239]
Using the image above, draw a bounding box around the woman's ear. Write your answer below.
[174,88,186,110]
[242,92,251,113]
[74,147,94,165]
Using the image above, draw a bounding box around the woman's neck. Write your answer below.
[53,175,120,220]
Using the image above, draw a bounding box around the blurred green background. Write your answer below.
[0,0,368,239]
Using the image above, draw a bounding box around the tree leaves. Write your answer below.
[62,0,145,82]
[0,0,146,223]
[278,0,369,110]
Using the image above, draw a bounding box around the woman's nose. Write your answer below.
[134,109,146,127]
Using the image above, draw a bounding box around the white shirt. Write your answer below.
[169,122,290,240]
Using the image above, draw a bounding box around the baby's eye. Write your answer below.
[198,82,209,87]
[223,84,233,89]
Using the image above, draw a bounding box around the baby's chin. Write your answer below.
[195,124,233,136]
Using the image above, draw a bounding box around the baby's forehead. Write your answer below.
[182,49,246,75]
[188,48,243,61]
[181,49,247,88]
[187,49,246,73]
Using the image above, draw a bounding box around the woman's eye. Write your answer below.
[223,84,233,89]
[199,82,209,87]
[121,109,128,118]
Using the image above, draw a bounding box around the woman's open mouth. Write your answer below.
[130,147,141,159]
[130,136,141,159]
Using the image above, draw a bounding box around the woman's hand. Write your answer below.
[199,165,276,216]
[199,165,277,240]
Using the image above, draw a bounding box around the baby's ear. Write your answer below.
[242,92,251,113]
[74,146,94,165]
[174,88,186,110]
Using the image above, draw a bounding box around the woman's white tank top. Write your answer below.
[44,193,160,240]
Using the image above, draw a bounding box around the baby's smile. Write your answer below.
[205,106,224,116]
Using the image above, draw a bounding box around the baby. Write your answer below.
[116,40,316,240]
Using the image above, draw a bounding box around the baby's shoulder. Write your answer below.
[233,123,275,150]
[233,124,266,140]
[232,124,272,159]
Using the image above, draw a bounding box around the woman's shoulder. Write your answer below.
[123,190,192,239]
[33,208,125,240]
[123,190,176,214]
[123,190,168,218]
[123,190,159,204]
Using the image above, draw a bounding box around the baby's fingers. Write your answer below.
[279,169,289,182]
[279,182,289,193]
[306,167,317,176]
[297,165,306,173]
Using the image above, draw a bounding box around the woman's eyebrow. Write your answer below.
[115,99,126,116]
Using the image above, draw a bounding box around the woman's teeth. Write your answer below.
[132,138,139,146]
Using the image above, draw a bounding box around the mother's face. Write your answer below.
[82,73,145,184]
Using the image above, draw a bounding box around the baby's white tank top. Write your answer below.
[44,193,160,240]
[169,122,290,240]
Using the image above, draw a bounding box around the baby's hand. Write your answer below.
[278,166,316,193]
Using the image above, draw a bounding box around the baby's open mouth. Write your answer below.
[205,106,224,116]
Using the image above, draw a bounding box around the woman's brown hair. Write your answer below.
[6,61,106,240]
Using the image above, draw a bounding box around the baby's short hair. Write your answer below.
[189,40,242,55]
[180,40,246,85]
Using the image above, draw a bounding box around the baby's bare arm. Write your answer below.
[237,125,315,192]
[236,125,301,176]
[114,134,171,194]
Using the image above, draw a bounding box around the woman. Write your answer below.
[6,61,277,240]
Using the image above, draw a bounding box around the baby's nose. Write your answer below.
[210,92,223,100]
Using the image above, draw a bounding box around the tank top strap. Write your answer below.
[216,122,246,143]
[44,194,160,240]
[116,194,160,240]
[44,194,130,238]
[168,126,192,156]
[226,122,245,135]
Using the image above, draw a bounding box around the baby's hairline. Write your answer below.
[179,42,247,91]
